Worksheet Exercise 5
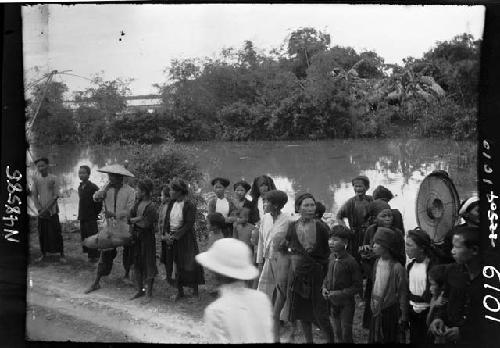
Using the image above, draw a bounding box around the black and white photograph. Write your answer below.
[18,2,490,344]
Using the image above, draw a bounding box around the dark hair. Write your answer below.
[161,185,170,195]
[407,227,435,258]
[330,225,353,241]
[79,165,91,175]
[315,201,326,219]
[170,178,189,195]
[453,226,480,250]
[428,264,447,286]
[34,157,49,165]
[138,178,154,196]
[351,175,370,189]
[250,175,276,203]
[233,180,251,193]
[207,213,226,229]
[373,185,394,202]
[295,193,316,213]
[264,190,288,210]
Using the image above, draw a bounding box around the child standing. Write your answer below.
[369,227,409,344]
[129,179,158,304]
[336,175,373,263]
[230,180,256,248]
[429,227,482,345]
[322,225,362,343]
[426,265,448,344]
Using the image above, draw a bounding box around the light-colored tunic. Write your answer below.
[204,282,274,344]
[169,201,184,231]
[215,197,230,218]
[95,184,136,223]
[32,174,60,216]
[257,213,291,299]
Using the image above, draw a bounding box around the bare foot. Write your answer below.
[59,256,67,264]
[140,296,152,304]
[35,256,45,263]
[130,290,145,300]
[84,283,101,294]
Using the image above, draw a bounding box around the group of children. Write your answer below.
[31,158,482,344]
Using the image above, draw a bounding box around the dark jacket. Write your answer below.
[78,180,102,221]
[162,199,204,285]
[437,262,482,344]
[406,257,442,304]
[323,252,363,303]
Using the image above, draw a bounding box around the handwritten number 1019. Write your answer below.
[484,266,500,323]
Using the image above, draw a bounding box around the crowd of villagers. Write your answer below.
[31,157,482,344]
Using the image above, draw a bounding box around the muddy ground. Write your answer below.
[26,219,369,343]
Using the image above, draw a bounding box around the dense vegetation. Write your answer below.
[26,29,480,145]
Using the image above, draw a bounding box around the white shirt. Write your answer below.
[257,197,264,220]
[203,282,274,344]
[409,258,431,313]
[256,213,290,264]
[215,197,230,218]
[169,201,184,231]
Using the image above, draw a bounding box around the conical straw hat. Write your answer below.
[97,164,135,177]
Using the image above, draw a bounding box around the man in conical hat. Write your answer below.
[85,163,136,294]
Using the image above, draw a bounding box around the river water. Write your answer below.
[28,139,477,230]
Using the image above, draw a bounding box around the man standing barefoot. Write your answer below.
[31,158,66,263]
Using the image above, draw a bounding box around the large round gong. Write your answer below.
[416,170,460,243]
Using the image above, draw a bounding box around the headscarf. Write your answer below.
[372,185,394,202]
[351,175,370,189]
[373,227,405,264]
[407,228,434,257]
[264,190,288,210]
[233,180,251,192]
[315,201,326,219]
[294,193,316,213]
[211,177,230,188]
[137,178,154,196]
[170,178,189,195]
[367,200,391,222]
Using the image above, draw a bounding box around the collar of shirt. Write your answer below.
[219,281,247,296]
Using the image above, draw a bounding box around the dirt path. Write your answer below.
[27,265,208,343]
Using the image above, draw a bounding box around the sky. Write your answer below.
[22,4,485,98]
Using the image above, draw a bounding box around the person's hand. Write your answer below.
[321,288,329,299]
[429,319,446,336]
[431,292,448,307]
[444,327,460,342]
[38,208,49,218]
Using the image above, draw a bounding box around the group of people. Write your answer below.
[31,157,482,344]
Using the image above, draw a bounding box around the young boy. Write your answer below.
[78,165,102,263]
[429,227,482,345]
[336,175,373,262]
[322,225,362,343]
[31,158,66,263]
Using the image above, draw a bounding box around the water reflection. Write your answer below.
[29,139,477,229]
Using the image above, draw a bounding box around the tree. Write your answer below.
[287,27,331,79]
[27,79,77,145]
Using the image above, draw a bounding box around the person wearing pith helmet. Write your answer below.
[196,238,274,344]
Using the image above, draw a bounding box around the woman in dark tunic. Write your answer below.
[129,179,158,303]
[371,185,405,233]
[283,193,335,343]
[161,179,205,301]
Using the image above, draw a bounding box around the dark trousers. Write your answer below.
[409,307,432,344]
[80,220,99,259]
[97,246,132,277]
[331,299,355,343]
[38,214,63,254]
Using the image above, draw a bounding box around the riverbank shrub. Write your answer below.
[125,143,209,240]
